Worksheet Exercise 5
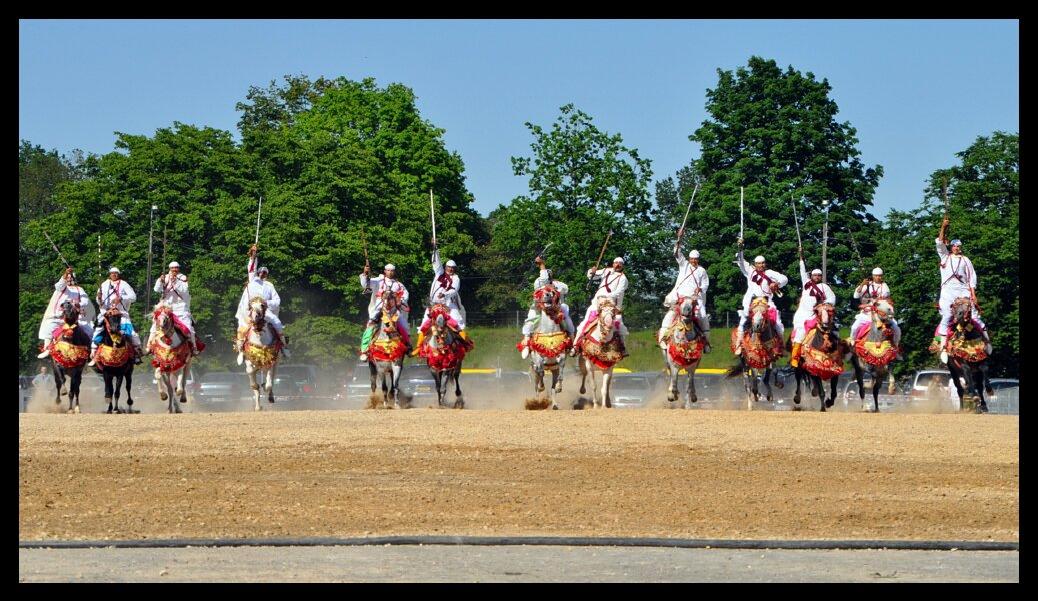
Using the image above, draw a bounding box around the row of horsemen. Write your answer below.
[36,214,993,412]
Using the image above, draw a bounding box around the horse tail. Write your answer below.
[725,361,745,379]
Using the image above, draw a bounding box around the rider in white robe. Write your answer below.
[659,247,711,352]
[37,267,95,358]
[235,244,290,360]
[88,267,143,365]
[733,243,788,356]
[149,261,201,355]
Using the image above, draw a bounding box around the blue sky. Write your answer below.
[19,19,1018,218]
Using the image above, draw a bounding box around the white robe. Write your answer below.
[236,257,283,333]
[38,276,95,340]
[792,260,836,343]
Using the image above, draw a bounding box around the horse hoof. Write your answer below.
[73,406,80,414]
[106,408,113,414]
[825,398,834,408]
[792,405,802,412]
[159,393,168,401]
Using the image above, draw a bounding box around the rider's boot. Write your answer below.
[928,334,945,354]
[37,340,51,359]
[520,335,530,359]
[359,324,375,362]
[236,332,245,365]
[133,344,143,365]
[188,333,201,356]
[87,344,98,367]
[981,329,992,355]
[411,330,426,357]
[701,324,712,353]
[657,327,667,350]
[790,342,802,368]
[619,335,629,359]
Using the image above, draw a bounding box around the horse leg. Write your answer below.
[764,367,773,403]
[70,369,82,413]
[114,373,124,414]
[53,365,63,404]
[548,366,559,410]
[392,362,402,409]
[603,369,613,409]
[267,366,276,403]
[793,368,803,406]
[173,368,184,413]
[554,356,565,393]
[827,377,837,408]
[247,365,261,411]
[104,371,114,414]
[815,376,826,412]
[454,368,464,409]
[666,361,678,403]
[686,365,698,408]
[125,367,136,412]
[579,358,588,395]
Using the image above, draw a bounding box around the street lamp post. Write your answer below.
[821,198,831,283]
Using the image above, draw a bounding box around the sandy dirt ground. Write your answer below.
[19,410,1018,542]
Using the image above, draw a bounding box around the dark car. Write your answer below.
[341,361,375,405]
[398,362,437,406]
[197,371,250,405]
[265,364,320,399]
[610,373,656,408]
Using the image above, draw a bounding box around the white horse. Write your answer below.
[237,296,281,411]
[367,292,407,409]
[661,296,706,408]
[521,287,571,410]
[578,298,624,409]
[148,304,193,413]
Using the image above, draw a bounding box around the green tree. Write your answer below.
[872,132,1018,377]
[478,104,655,322]
[683,56,883,318]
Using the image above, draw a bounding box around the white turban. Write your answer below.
[612,257,625,265]
[754,255,765,263]
[168,261,180,268]
[810,268,822,276]
[688,250,700,259]
[109,267,120,274]
[872,267,883,276]
[384,264,396,271]
[445,260,457,268]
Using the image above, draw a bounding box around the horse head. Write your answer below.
[596,298,616,341]
[950,297,973,327]
[60,300,79,326]
[431,310,453,348]
[104,308,123,344]
[248,296,268,332]
[379,292,400,339]
[153,304,175,340]
[749,296,771,333]
[813,302,835,331]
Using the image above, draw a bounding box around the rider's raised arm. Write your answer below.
[735,248,751,278]
[360,272,381,293]
[935,237,949,260]
[799,258,809,285]
[154,276,165,294]
[853,283,864,299]
[55,275,68,292]
[587,267,605,281]
[432,248,443,277]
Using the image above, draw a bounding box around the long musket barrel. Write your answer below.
[739,186,744,242]
[674,183,700,252]
[791,194,803,250]
[254,195,263,246]
[587,229,613,290]
[430,188,437,247]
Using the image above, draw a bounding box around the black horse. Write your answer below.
[790,303,846,411]
[49,300,92,413]
[92,309,137,414]
[945,298,993,413]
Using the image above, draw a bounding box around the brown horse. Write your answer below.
[791,303,848,411]
[419,303,472,409]
[93,308,137,414]
[49,300,92,413]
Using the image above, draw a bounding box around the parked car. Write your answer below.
[340,361,374,404]
[609,372,656,408]
[264,364,320,399]
[196,371,250,405]
[398,361,437,406]
[909,369,953,401]
[985,378,1019,415]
